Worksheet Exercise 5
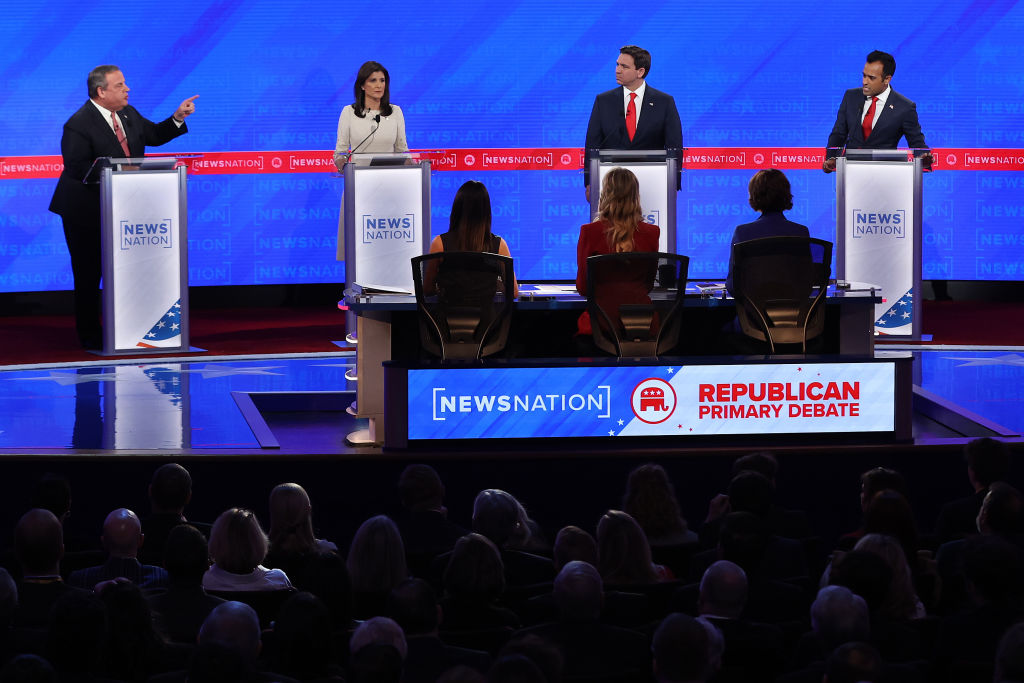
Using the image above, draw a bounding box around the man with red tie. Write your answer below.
[584,46,682,198]
[49,65,197,349]
[822,50,929,173]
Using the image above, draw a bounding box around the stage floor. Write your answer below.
[0,348,1021,456]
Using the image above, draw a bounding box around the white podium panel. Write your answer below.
[344,161,431,292]
[596,163,671,253]
[102,164,189,353]
[837,158,922,338]
[588,150,679,254]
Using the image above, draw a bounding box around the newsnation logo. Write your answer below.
[120,220,173,250]
[362,214,415,243]
[851,209,905,238]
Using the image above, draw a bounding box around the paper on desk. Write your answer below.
[519,284,580,296]
[358,283,412,294]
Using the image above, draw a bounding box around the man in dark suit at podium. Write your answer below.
[584,45,682,199]
[822,50,929,173]
[49,65,197,348]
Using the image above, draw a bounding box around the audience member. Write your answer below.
[439,534,520,632]
[597,510,673,584]
[348,617,406,683]
[789,585,870,669]
[140,463,207,567]
[68,508,169,591]
[45,590,109,682]
[552,525,598,572]
[470,491,553,586]
[395,465,467,577]
[493,635,563,683]
[851,533,925,620]
[12,509,89,629]
[347,515,407,620]
[823,641,882,683]
[731,452,813,540]
[622,463,698,552]
[98,580,190,681]
[651,612,719,683]
[996,622,1024,683]
[935,437,1011,544]
[264,483,338,582]
[0,654,56,683]
[203,508,292,592]
[265,592,343,682]
[147,524,225,644]
[837,466,908,548]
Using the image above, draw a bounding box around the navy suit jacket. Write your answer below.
[584,84,682,185]
[49,100,187,220]
[725,212,810,294]
[825,87,926,156]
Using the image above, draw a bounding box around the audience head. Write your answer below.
[397,464,446,512]
[271,592,335,680]
[347,515,407,595]
[14,509,64,576]
[553,561,604,621]
[962,534,1024,604]
[0,569,17,628]
[996,622,1024,683]
[553,525,598,572]
[852,533,919,620]
[810,585,870,651]
[487,654,545,683]
[268,482,317,555]
[162,523,211,585]
[717,511,769,573]
[0,654,57,683]
[100,508,143,558]
[497,634,564,683]
[859,467,906,511]
[652,613,715,683]
[444,533,506,601]
[828,549,893,615]
[965,437,1011,490]
[149,463,192,513]
[198,601,262,664]
[388,578,440,637]
[30,474,72,522]
[597,168,643,252]
[288,549,352,628]
[977,481,1024,536]
[208,507,269,574]
[698,560,748,620]
[97,581,163,680]
[350,616,407,660]
[747,169,793,213]
[352,60,393,117]
[449,180,493,252]
[862,489,919,559]
[472,489,522,547]
[731,452,779,486]
[726,471,773,519]
[596,509,658,584]
[46,590,107,675]
[622,463,690,540]
[824,641,882,683]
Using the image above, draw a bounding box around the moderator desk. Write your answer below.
[343,281,882,445]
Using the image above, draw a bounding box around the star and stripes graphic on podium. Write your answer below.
[137,299,182,348]
[875,288,913,334]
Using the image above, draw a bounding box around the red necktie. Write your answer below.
[862,97,878,140]
[626,92,637,142]
[111,112,131,157]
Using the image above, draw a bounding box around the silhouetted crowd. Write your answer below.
[1,438,1022,683]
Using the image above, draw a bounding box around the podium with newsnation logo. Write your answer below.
[99,157,191,355]
[588,149,680,253]
[836,151,924,340]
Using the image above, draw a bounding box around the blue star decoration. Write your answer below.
[138,299,183,347]
[876,288,913,329]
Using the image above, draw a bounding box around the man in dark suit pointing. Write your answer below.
[822,50,929,173]
[584,45,682,198]
[49,65,197,349]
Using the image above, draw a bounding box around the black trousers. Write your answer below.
[61,213,102,347]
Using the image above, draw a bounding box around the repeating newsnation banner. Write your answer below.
[406,361,896,440]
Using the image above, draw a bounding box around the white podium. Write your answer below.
[836,150,923,340]
[587,148,680,254]
[98,157,191,355]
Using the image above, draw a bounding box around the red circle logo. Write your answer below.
[631,378,677,424]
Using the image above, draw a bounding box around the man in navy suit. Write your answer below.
[822,50,929,173]
[49,65,197,348]
[584,45,682,197]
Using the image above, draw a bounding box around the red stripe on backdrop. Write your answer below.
[1,148,1022,179]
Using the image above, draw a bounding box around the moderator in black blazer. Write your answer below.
[725,211,810,295]
[48,100,187,219]
[825,87,927,156]
[584,84,682,185]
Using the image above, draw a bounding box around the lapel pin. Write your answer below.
[889,104,894,109]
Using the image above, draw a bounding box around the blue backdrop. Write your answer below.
[1,0,1022,292]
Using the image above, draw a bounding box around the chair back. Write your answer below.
[585,252,688,357]
[731,236,832,353]
[411,251,515,360]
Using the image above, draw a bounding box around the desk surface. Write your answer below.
[343,281,882,311]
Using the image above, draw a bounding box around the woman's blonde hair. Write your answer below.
[597,168,644,252]
[208,508,269,574]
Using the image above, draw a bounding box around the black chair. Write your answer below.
[585,252,688,357]
[411,251,515,361]
[731,236,832,353]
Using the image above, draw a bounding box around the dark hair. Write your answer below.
[387,578,438,636]
[652,613,710,682]
[397,464,445,511]
[619,45,651,77]
[966,437,1011,487]
[862,490,919,560]
[982,481,1024,536]
[963,535,1024,602]
[829,550,893,613]
[163,524,210,584]
[732,452,779,481]
[860,467,906,501]
[865,50,896,78]
[622,463,689,539]
[727,470,773,518]
[31,474,72,518]
[352,61,393,118]
[448,181,494,253]
[150,463,192,511]
[0,654,57,683]
[271,592,335,680]
[88,65,120,98]
[747,169,793,213]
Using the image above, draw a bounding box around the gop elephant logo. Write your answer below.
[631,378,677,424]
